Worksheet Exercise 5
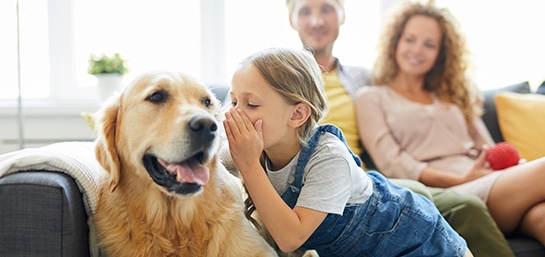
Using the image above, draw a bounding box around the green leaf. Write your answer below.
[88,53,128,75]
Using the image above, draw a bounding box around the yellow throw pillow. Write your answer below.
[495,92,545,161]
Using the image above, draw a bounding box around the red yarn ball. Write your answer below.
[486,142,520,171]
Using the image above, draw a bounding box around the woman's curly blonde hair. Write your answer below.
[373,1,481,123]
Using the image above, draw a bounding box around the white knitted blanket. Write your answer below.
[0,141,106,257]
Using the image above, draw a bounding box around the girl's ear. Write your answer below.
[289,103,311,128]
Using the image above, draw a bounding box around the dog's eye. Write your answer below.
[147,91,167,103]
[203,97,212,108]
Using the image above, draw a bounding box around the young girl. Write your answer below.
[356,2,545,246]
[223,47,472,256]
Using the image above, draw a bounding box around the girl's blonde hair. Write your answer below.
[237,47,329,143]
[373,2,481,123]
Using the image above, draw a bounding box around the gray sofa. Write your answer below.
[1,83,544,257]
[0,171,90,257]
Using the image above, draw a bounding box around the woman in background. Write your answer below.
[356,1,545,245]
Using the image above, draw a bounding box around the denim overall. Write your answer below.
[280,124,466,257]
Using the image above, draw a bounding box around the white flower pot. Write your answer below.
[95,74,124,100]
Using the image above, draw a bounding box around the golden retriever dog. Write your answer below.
[93,70,277,257]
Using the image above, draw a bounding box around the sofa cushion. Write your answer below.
[508,236,545,257]
[536,80,545,95]
[495,92,545,161]
[482,82,531,143]
[208,84,230,105]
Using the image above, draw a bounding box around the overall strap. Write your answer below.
[318,124,362,167]
[280,124,362,208]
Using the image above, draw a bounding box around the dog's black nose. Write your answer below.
[188,115,218,142]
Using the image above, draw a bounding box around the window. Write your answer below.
[2,0,544,102]
[2,0,201,101]
[73,0,201,97]
[1,0,49,99]
[224,0,381,79]
[0,1,18,99]
[2,0,383,102]
[434,0,545,90]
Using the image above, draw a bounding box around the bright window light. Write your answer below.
[1,0,544,101]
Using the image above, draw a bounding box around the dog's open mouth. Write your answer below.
[143,153,210,195]
[157,155,210,185]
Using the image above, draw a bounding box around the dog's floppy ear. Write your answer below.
[95,96,122,192]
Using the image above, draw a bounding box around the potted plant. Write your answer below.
[88,53,128,100]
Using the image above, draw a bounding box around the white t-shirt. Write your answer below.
[266,133,373,215]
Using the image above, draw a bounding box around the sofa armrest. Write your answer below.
[0,171,90,257]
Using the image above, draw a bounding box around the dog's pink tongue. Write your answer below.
[161,159,210,185]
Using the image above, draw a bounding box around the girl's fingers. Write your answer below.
[227,108,255,135]
[236,109,254,130]
[224,109,255,143]
[223,119,232,138]
[254,119,263,139]
[231,109,252,133]
[224,110,242,135]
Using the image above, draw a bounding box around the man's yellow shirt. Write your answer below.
[321,69,363,158]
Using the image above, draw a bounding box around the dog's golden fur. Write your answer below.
[93,71,276,257]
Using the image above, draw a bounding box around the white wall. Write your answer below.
[0,102,98,154]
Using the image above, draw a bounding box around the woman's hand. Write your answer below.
[421,145,493,187]
[463,145,494,183]
[223,108,264,173]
